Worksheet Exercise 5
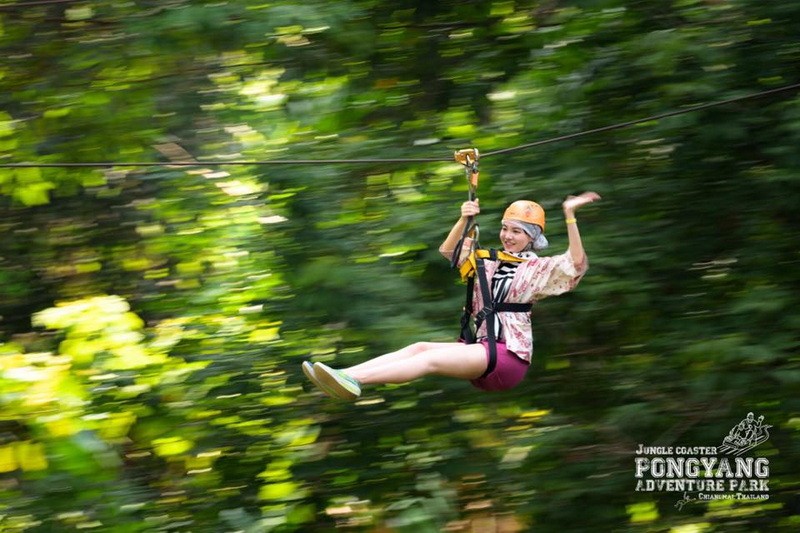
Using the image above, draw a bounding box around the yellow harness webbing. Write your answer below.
[459,248,527,281]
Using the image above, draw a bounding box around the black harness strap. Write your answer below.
[459,274,477,344]
[459,249,532,378]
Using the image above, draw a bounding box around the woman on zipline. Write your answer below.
[303,191,600,400]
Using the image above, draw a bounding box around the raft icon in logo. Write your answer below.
[719,412,771,456]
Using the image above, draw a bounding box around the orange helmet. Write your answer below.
[503,200,545,231]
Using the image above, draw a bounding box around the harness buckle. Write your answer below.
[475,305,494,322]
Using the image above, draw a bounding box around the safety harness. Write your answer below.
[458,249,532,377]
[451,149,533,378]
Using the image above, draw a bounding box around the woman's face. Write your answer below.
[500,223,532,253]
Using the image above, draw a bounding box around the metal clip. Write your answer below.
[470,224,480,244]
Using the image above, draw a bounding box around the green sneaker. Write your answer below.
[301,361,338,399]
[313,362,361,400]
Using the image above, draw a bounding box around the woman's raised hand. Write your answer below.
[461,199,480,218]
[562,191,601,214]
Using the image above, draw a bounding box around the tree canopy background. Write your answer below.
[1,0,798,531]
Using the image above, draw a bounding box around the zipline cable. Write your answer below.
[482,82,800,157]
[0,0,78,8]
[0,157,452,168]
[0,82,798,169]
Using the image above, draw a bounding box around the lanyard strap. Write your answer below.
[450,149,480,269]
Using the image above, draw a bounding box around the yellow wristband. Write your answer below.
[565,218,577,224]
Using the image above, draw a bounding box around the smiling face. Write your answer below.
[500,222,532,253]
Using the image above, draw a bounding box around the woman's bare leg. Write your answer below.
[344,342,454,375]
[346,343,487,385]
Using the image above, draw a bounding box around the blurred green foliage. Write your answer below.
[1,0,799,531]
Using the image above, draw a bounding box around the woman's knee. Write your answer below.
[408,341,437,355]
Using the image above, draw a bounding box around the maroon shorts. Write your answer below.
[470,340,530,392]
